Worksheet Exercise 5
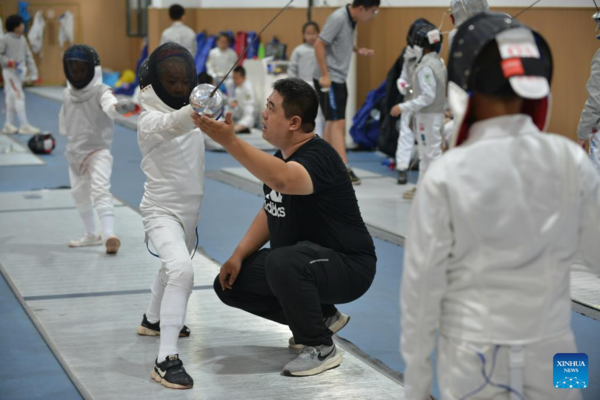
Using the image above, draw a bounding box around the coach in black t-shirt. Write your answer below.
[192,78,376,377]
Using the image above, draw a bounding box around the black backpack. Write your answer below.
[377,47,406,158]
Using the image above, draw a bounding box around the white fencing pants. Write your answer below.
[396,111,415,171]
[145,217,194,360]
[415,113,444,183]
[2,69,29,127]
[68,150,114,232]
[437,331,581,400]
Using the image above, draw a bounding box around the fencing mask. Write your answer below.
[63,45,100,90]
[28,133,56,154]
[447,11,553,147]
[138,43,197,110]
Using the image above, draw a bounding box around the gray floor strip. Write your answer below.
[0,189,406,400]
[0,189,124,213]
[0,204,126,214]
[23,285,214,302]
[333,335,404,385]
[572,301,600,322]
[0,134,45,167]
[0,261,91,400]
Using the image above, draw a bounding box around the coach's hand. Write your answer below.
[219,256,242,290]
[192,111,236,147]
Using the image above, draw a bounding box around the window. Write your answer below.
[126,0,151,37]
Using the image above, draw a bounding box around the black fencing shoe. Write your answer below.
[151,354,193,389]
[137,314,191,337]
[397,170,408,185]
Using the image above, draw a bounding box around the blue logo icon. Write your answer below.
[554,353,588,389]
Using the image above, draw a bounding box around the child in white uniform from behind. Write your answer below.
[135,43,205,390]
[288,21,324,136]
[59,45,135,254]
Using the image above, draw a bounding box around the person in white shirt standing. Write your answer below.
[160,4,197,58]
[401,12,600,400]
[0,15,40,135]
[59,45,135,254]
[206,33,238,86]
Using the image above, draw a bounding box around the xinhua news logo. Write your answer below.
[554,353,588,389]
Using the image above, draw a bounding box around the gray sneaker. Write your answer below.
[282,343,342,377]
[288,311,350,350]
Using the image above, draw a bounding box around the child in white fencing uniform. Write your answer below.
[59,45,135,254]
[229,66,257,133]
[206,33,237,85]
[391,23,445,200]
[395,18,433,186]
[135,43,204,390]
[0,15,40,135]
[402,13,600,400]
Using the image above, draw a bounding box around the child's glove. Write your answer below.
[397,78,409,96]
[115,99,136,115]
[6,60,18,69]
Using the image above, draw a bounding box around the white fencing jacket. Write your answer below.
[59,66,120,172]
[138,86,205,253]
[206,47,238,81]
[229,80,257,129]
[401,114,600,400]
[27,11,45,54]
[58,11,74,47]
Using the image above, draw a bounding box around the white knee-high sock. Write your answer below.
[14,99,29,127]
[6,107,15,126]
[146,268,167,324]
[157,280,192,360]
[79,208,97,234]
[100,213,115,237]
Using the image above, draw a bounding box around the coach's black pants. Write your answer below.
[213,241,376,347]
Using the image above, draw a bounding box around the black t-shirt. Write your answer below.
[263,136,375,257]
